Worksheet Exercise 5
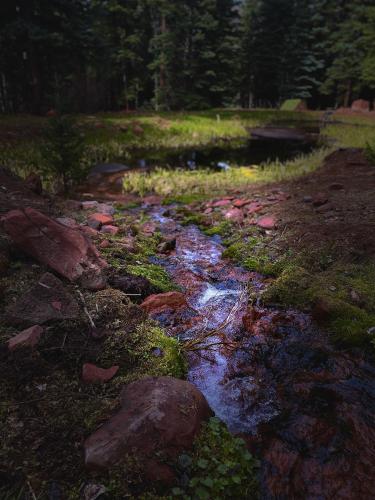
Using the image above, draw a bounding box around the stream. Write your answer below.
[146,207,375,499]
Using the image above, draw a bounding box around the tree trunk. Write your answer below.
[343,79,352,108]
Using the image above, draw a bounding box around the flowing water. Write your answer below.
[147,207,375,498]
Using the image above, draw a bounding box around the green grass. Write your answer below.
[122,147,330,198]
[280,99,304,111]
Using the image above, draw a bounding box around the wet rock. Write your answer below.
[257,216,277,229]
[87,213,114,229]
[1,208,106,281]
[84,377,212,482]
[157,237,176,254]
[224,208,244,223]
[7,325,44,351]
[101,225,119,236]
[6,273,80,327]
[81,226,99,238]
[141,291,187,315]
[110,272,156,299]
[25,173,43,195]
[82,363,119,384]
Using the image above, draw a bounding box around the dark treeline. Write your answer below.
[1,0,375,114]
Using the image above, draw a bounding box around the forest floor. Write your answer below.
[0,111,375,498]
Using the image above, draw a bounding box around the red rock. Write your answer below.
[257,216,277,229]
[84,377,212,482]
[247,202,263,215]
[233,199,251,208]
[143,196,162,206]
[88,213,113,228]
[7,325,44,351]
[101,225,119,235]
[82,363,119,384]
[1,208,107,281]
[224,208,244,223]
[99,240,111,249]
[120,236,136,252]
[96,203,115,215]
[351,99,370,112]
[204,208,213,215]
[211,199,231,208]
[141,291,187,315]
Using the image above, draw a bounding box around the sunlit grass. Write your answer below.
[122,147,331,198]
[323,122,375,148]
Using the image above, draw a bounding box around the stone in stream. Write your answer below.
[141,291,187,315]
[5,273,80,327]
[1,207,107,282]
[84,377,212,483]
[87,213,114,229]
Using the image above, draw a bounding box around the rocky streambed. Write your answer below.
[143,205,375,499]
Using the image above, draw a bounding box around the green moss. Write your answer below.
[127,263,177,292]
[262,262,375,347]
[203,220,232,238]
[163,193,210,205]
[172,417,259,499]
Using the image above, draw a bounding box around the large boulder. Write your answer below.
[5,273,80,327]
[84,377,212,483]
[1,208,107,281]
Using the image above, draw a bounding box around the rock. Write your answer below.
[82,363,119,384]
[157,237,176,254]
[88,213,114,229]
[96,203,115,216]
[1,208,106,281]
[329,183,344,191]
[233,199,251,208]
[110,273,156,299]
[83,484,107,500]
[6,273,80,327]
[257,216,277,229]
[55,217,79,229]
[120,236,136,253]
[367,327,375,336]
[101,225,119,236]
[312,194,328,207]
[84,377,212,482]
[82,201,99,210]
[247,202,263,215]
[224,208,244,223]
[64,200,82,211]
[141,292,187,315]
[211,199,232,208]
[25,173,43,195]
[7,325,44,351]
[351,99,370,112]
[80,269,108,291]
[99,240,110,249]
